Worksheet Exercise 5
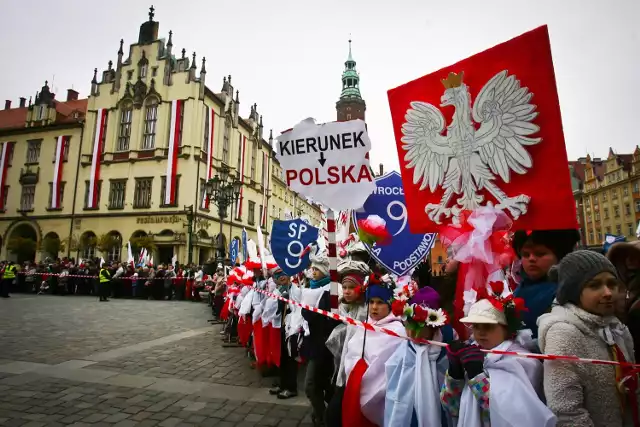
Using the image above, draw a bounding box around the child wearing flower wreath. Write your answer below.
[385,284,455,427]
[440,281,556,427]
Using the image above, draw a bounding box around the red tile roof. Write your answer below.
[0,98,88,131]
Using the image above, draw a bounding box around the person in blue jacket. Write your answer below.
[512,229,580,338]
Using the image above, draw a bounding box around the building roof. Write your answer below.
[0,98,88,131]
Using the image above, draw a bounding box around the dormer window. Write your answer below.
[36,105,47,120]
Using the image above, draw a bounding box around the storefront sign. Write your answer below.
[136,215,182,225]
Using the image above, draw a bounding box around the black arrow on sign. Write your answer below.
[318,152,327,166]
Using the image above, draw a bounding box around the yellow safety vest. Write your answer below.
[4,265,16,279]
[99,268,111,283]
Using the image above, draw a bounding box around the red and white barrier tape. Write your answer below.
[251,286,640,369]
[16,272,192,281]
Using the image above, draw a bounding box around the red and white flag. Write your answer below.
[260,152,271,226]
[235,135,246,219]
[88,109,108,209]
[52,135,69,209]
[387,26,576,232]
[0,142,11,210]
[165,99,184,206]
[202,106,216,209]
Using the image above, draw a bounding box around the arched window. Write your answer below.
[80,231,97,261]
[117,102,133,151]
[142,98,158,150]
[106,231,122,262]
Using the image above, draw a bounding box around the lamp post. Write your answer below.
[204,165,242,265]
[183,204,194,265]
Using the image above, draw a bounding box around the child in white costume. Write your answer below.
[341,280,406,427]
[385,285,455,427]
[440,282,556,427]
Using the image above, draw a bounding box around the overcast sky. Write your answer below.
[1,0,638,170]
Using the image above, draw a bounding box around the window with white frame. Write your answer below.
[20,185,35,210]
[133,178,153,208]
[222,122,230,164]
[26,139,41,163]
[202,110,210,152]
[250,142,257,180]
[248,201,256,225]
[142,99,158,149]
[236,133,242,172]
[107,234,122,262]
[108,180,126,209]
[118,104,133,151]
[36,105,47,120]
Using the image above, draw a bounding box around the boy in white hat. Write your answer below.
[440,282,556,427]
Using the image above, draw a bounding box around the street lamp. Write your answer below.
[183,205,194,264]
[205,165,242,264]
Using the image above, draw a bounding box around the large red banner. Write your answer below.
[388,25,577,233]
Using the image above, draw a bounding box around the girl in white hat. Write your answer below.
[440,282,556,427]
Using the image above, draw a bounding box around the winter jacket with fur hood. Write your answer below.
[538,303,638,427]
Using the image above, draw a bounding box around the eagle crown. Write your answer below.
[441,72,464,89]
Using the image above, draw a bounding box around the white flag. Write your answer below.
[127,241,134,266]
[256,226,268,276]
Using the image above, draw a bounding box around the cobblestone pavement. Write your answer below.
[0,295,311,426]
[91,332,278,388]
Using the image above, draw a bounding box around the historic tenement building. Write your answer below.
[0,6,320,264]
[575,148,640,247]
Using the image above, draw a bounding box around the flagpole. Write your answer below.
[326,209,339,313]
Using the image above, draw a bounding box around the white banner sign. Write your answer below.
[275,118,376,210]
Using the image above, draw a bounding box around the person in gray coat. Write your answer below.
[538,250,639,427]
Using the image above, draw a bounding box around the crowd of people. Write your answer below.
[0,257,225,302]
[2,223,640,427]
[211,225,640,427]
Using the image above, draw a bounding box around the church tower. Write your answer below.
[336,39,366,122]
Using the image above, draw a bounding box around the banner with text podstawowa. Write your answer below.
[387,25,577,233]
[275,118,376,211]
[353,171,436,276]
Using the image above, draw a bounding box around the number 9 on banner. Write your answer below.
[271,219,320,276]
[387,200,408,236]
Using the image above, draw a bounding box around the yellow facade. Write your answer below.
[0,8,320,265]
[579,148,640,247]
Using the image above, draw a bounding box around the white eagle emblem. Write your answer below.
[401,70,541,224]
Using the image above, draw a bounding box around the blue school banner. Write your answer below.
[229,238,239,266]
[271,219,319,276]
[353,171,437,276]
[241,228,248,262]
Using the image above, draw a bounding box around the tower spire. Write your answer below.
[336,38,366,122]
[339,38,361,100]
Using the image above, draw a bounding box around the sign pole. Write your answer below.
[326,209,339,312]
